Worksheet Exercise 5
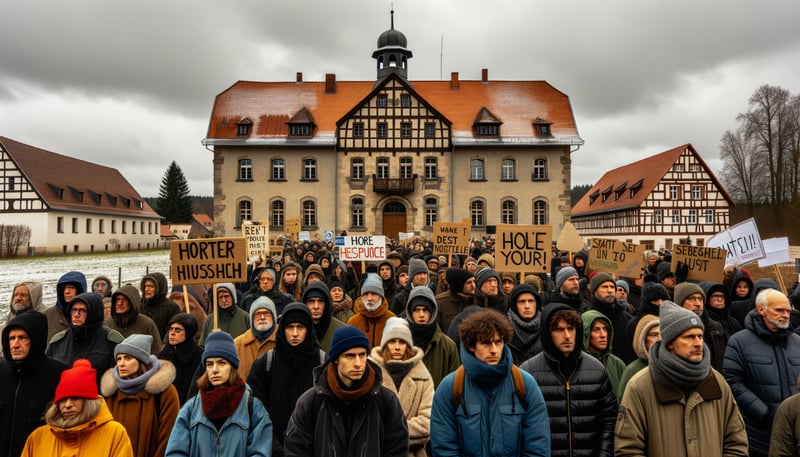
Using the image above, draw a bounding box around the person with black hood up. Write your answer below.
[656,262,677,299]
[700,280,742,338]
[377,259,402,305]
[157,313,203,404]
[729,269,753,302]
[104,284,163,354]
[242,266,293,316]
[302,280,345,352]
[435,268,476,332]
[139,272,180,339]
[730,277,779,328]
[44,270,87,343]
[405,285,459,388]
[572,250,589,279]
[248,302,325,457]
[0,312,69,457]
[588,272,634,363]
[46,292,124,387]
[520,302,617,456]
[506,284,543,365]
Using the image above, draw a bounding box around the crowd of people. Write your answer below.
[2,236,800,456]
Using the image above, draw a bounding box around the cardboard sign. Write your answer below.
[670,244,727,282]
[707,217,765,267]
[339,235,387,261]
[286,216,301,234]
[170,237,247,285]
[242,223,269,259]
[495,224,552,273]
[432,221,471,255]
[557,221,585,252]
[588,238,646,278]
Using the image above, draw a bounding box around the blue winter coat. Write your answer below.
[165,385,272,457]
[723,308,800,457]
[430,345,550,457]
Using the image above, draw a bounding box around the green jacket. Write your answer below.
[421,327,460,388]
[582,309,626,397]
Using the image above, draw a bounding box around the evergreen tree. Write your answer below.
[157,161,194,223]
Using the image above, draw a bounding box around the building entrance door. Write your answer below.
[382,202,406,240]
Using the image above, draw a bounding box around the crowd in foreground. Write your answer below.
[2,237,800,456]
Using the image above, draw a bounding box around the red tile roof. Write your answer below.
[570,143,734,217]
[205,76,582,144]
[1,136,159,218]
[193,213,213,226]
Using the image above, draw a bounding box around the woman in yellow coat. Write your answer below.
[101,334,180,457]
[22,359,134,457]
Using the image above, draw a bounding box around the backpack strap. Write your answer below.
[450,366,468,415]
[265,349,275,372]
[510,365,527,411]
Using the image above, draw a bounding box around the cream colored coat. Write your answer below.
[370,345,434,457]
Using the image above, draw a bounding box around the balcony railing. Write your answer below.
[372,175,416,194]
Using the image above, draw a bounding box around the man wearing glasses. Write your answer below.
[198,283,250,348]
[45,291,124,387]
[673,282,727,370]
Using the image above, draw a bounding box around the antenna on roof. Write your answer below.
[390,4,394,29]
[440,34,444,80]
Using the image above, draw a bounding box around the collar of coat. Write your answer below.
[653,370,722,403]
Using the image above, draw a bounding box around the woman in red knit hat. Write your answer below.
[21,359,134,457]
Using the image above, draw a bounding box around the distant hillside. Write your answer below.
[571,184,592,206]
[144,196,214,219]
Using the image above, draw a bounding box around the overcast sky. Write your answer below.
[2,0,799,199]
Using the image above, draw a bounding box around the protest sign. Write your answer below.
[339,235,387,261]
[398,231,415,240]
[432,221,471,255]
[170,237,247,285]
[670,244,727,282]
[242,223,269,259]
[707,218,765,267]
[495,224,552,273]
[588,238,646,278]
[557,221,585,253]
[758,237,791,268]
[286,216,301,234]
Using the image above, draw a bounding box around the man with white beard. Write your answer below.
[347,273,395,349]
[234,296,278,379]
[1,281,47,355]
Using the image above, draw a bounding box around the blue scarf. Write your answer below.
[114,355,161,395]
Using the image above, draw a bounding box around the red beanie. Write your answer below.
[54,359,97,403]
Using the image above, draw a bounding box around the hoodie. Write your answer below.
[45,271,87,342]
[301,280,345,352]
[581,310,626,395]
[730,277,779,328]
[139,272,181,338]
[104,284,163,354]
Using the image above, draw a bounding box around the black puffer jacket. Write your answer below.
[520,303,617,457]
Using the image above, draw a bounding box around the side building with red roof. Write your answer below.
[570,144,734,251]
[0,136,162,255]
[203,13,583,242]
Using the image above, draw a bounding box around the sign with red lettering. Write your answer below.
[339,235,387,261]
[495,224,552,273]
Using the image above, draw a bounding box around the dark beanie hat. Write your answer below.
[327,325,370,362]
[657,262,675,282]
[589,272,615,294]
[474,267,500,289]
[642,282,671,304]
[203,331,240,368]
[397,265,409,276]
[446,268,473,294]
[168,313,199,340]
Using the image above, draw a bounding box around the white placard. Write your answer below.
[339,235,387,261]
[706,217,765,267]
[758,237,791,267]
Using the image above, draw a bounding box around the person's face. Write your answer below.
[142,280,157,299]
[560,275,580,296]
[758,294,792,332]
[361,291,381,308]
[330,287,344,302]
[11,285,31,312]
[387,338,409,360]
[411,272,428,287]
[551,318,576,356]
[379,265,393,280]
[253,308,274,332]
[285,323,307,346]
[63,284,78,303]
[7,328,31,361]
[589,320,609,353]
[661,276,676,290]
[411,305,431,324]
[93,280,108,295]
[336,347,367,387]
[398,272,409,287]
[469,332,503,365]
[465,261,477,272]
[480,277,498,296]
[259,272,275,291]
[735,281,750,298]
[391,257,402,268]
[644,325,661,351]
[667,328,704,362]
[59,397,85,420]
[461,277,477,295]
[217,289,234,309]
[708,292,727,310]
[306,297,326,322]
[70,302,88,326]
[574,258,585,268]
[502,279,515,295]
[681,293,705,317]
[307,274,322,284]
[427,261,439,272]
[116,353,141,379]
[321,258,330,269]
[615,286,628,300]
[205,357,233,387]
[515,293,537,320]
[647,255,658,266]
[283,269,297,285]
[594,282,616,304]
[114,294,131,315]
[168,323,187,345]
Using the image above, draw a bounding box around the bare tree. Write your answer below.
[719,127,765,208]
[0,224,32,258]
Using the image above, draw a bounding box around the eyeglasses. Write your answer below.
[168,327,185,333]
[685,295,705,303]
[70,308,88,315]
[710,294,726,301]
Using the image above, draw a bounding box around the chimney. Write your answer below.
[481,68,488,84]
[325,73,336,93]
[450,72,460,90]
[296,72,303,83]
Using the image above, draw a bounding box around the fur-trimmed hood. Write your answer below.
[100,359,177,397]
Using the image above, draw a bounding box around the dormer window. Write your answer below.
[48,183,64,199]
[614,182,627,200]
[601,185,613,202]
[629,178,644,198]
[589,189,600,205]
[237,118,252,136]
[477,125,499,136]
[290,125,311,136]
[533,117,554,138]
[287,107,316,137]
[474,107,502,137]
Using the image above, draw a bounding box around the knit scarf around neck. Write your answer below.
[648,340,710,391]
[507,309,541,345]
[201,379,245,420]
[408,318,437,351]
[384,358,414,389]
[326,362,375,402]
[114,355,161,395]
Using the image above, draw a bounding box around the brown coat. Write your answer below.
[348,297,395,349]
[370,345,434,457]
[234,327,278,380]
[101,360,180,457]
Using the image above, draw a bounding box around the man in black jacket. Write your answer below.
[0,312,69,457]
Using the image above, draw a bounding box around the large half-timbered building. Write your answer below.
[0,136,161,255]
[203,15,584,241]
[570,144,734,250]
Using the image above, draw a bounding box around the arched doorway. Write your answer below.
[382,201,407,240]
